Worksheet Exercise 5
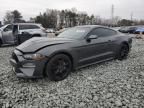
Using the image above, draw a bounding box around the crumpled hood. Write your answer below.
[16,37,74,53]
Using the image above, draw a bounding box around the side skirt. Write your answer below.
[76,57,114,70]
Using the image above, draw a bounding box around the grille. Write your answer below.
[12,52,18,62]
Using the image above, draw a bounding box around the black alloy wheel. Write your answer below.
[0,40,2,47]
[46,54,72,81]
[118,44,129,60]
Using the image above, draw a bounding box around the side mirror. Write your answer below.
[89,35,98,39]
[87,35,98,42]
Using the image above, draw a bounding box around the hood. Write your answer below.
[16,37,74,53]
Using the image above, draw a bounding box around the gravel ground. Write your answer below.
[0,39,144,108]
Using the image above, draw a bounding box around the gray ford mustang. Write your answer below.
[10,25,132,81]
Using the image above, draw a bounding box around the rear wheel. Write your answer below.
[45,54,72,81]
[117,44,129,60]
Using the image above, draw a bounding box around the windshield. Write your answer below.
[0,25,5,30]
[0,25,10,30]
[57,27,91,39]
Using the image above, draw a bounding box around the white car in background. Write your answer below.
[55,28,70,36]
[46,28,55,33]
[0,23,47,46]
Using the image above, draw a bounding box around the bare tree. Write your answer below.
[34,8,123,28]
[3,10,25,24]
[3,11,14,24]
[12,10,23,23]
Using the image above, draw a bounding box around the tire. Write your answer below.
[0,39,2,47]
[32,34,41,37]
[45,54,72,81]
[117,44,129,60]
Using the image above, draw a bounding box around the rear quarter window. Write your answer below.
[89,27,117,37]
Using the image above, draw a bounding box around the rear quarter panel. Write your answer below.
[114,34,132,53]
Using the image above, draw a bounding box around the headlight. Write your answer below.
[23,54,46,60]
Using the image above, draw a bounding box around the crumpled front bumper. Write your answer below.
[10,50,47,78]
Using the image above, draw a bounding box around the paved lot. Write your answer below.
[0,39,144,107]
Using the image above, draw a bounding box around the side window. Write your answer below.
[89,28,117,37]
[19,25,40,30]
[30,25,40,29]
[4,25,13,32]
[105,29,117,36]
[19,25,27,30]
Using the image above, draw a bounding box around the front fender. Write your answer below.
[37,46,78,69]
[0,31,3,41]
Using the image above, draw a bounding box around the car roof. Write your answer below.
[75,25,105,29]
[13,23,41,26]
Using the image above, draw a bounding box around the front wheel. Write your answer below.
[117,44,129,60]
[45,54,72,81]
[0,40,2,47]
[32,34,41,37]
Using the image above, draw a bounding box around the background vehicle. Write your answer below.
[10,25,132,81]
[55,28,69,36]
[112,27,121,31]
[119,26,138,34]
[127,26,138,34]
[0,23,47,46]
[135,27,144,34]
[46,28,55,33]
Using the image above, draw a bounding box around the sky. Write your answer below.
[0,0,144,21]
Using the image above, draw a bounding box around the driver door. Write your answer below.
[77,36,108,67]
[2,24,14,44]
[77,28,115,67]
